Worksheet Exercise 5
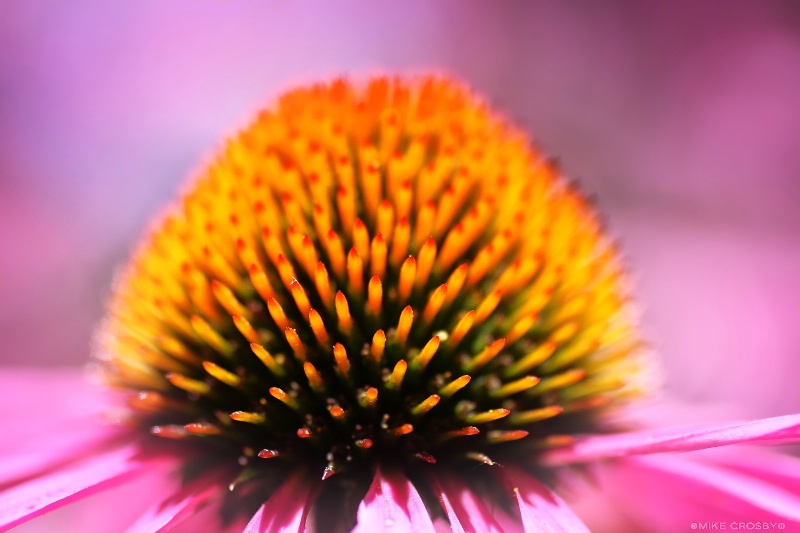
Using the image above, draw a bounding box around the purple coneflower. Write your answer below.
[2,76,799,532]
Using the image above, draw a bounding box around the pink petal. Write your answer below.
[7,457,181,533]
[243,472,316,533]
[429,473,504,533]
[542,414,800,466]
[592,454,800,529]
[126,470,227,533]
[432,517,454,533]
[500,467,591,533]
[166,493,250,533]
[0,367,129,490]
[0,443,150,530]
[562,486,640,533]
[0,369,120,456]
[0,423,125,490]
[243,505,268,532]
[0,369,113,424]
[432,487,465,533]
[352,467,436,533]
[703,446,800,494]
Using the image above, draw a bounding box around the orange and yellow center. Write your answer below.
[101,76,643,481]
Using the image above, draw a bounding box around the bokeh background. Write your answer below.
[2,0,799,424]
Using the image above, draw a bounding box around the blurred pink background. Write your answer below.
[2,1,799,423]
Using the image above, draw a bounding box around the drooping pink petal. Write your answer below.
[8,455,182,533]
[0,422,125,490]
[0,367,131,491]
[499,467,591,533]
[164,492,250,533]
[429,473,504,533]
[126,469,228,533]
[431,486,465,533]
[702,446,800,495]
[243,504,268,532]
[0,369,113,423]
[432,517,454,533]
[561,483,641,533]
[243,472,316,533]
[0,369,118,455]
[591,454,800,530]
[542,413,800,466]
[0,443,151,530]
[0,411,113,446]
[352,467,436,533]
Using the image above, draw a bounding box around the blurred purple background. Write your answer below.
[1,1,799,420]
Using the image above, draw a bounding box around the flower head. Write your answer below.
[4,75,800,533]
[101,75,642,524]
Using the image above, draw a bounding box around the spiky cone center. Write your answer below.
[102,76,643,497]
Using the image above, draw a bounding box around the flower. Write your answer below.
[2,75,800,532]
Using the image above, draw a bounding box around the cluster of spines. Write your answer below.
[105,76,643,483]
